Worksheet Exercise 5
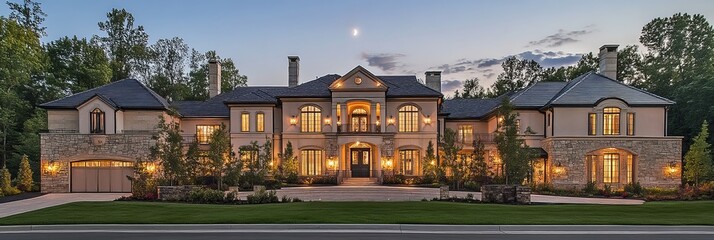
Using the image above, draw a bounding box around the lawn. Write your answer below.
[1,201,713,225]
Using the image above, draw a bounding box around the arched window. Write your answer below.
[603,107,620,135]
[351,108,368,132]
[90,108,105,134]
[300,105,321,132]
[398,105,419,132]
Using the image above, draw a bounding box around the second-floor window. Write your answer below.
[398,105,419,132]
[90,108,105,134]
[603,107,620,135]
[588,113,597,135]
[458,125,473,143]
[300,105,321,132]
[241,113,250,132]
[256,112,265,132]
[627,112,635,136]
[196,125,219,144]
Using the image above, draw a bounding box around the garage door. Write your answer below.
[71,160,134,192]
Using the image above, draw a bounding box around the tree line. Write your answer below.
[0,0,248,181]
[453,13,714,161]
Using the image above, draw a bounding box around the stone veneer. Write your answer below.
[40,133,154,193]
[542,137,682,189]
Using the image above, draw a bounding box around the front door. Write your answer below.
[350,148,371,177]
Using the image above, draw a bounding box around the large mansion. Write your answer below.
[39,45,682,193]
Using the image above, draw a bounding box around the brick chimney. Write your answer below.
[425,71,442,93]
[598,45,618,79]
[288,56,300,87]
[208,59,222,98]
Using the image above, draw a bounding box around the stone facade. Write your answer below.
[40,133,154,193]
[542,137,682,189]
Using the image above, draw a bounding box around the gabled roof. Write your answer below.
[509,81,568,108]
[175,87,287,117]
[544,72,675,107]
[442,97,504,119]
[40,79,169,110]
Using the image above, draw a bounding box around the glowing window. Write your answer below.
[90,108,105,134]
[398,105,419,132]
[241,113,250,132]
[256,112,265,132]
[399,149,419,175]
[300,105,321,133]
[627,113,635,136]
[588,113,597,135]
[603,107,620,135]
[301,149,323,175]
[196,125,219,144]
[603,153,620,183]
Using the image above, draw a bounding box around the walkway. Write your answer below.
[246,186,645,205]
[0,193,126,218]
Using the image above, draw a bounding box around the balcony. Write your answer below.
[337,124,382,134]
[458,133,496,146]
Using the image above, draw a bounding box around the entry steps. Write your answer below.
[341,178,379,186]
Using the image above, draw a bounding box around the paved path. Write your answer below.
[244,186,644,205]
[0,193,126,218]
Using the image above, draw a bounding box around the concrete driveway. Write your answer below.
[247,186,644,205]
[0,193,127,218]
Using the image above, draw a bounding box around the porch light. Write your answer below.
[383,157,393,170]
[44,161,59,175]
[325,116,331,125]
[387,116,395,125]
[424,115,431,125]
[430,160,436,166]
[553,162,566,176]
[290,115,298,125]
[327,158,337,170]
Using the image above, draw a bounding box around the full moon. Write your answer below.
[352,28,359,37]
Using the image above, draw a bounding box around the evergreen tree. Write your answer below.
[494,97,535,185]
[684,121,712,186]
[278,141,298,183]
[16,154,33,191]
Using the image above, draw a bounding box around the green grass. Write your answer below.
[1,201,713,225]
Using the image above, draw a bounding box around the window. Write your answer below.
[458,125,473,143]
[301,149,323,175]
[603,153,620,183]
[603,107,620,135]
[627,112,635,136]
[587,155,597,183]
[547,113,551,127]
[351,108,368,132]
[256,112,265,132]
[626,154,633,183]
[90,108,105,134]
[240,149,258,164]
[241,112,250,132]
[399,150,419,175]
[300,105,321,132]
[515,119,521,134]
[398,105,419,132]
[588,113,597,135]
[196,125,219,144]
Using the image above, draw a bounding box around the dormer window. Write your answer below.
[90,108,105,134]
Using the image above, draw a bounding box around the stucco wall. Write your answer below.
[122,110,165,131]
[553,99,666,137]
[48,110,79,131]
[77,98,116,134]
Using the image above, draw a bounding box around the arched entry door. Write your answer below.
[350,148,371,177]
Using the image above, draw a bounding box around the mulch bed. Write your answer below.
[0,192,44,204]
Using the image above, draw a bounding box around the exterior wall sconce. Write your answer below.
[43,160,60,176]
[424,115,431,125]
[327,157,337,170]
[144,162,157,174]
[382,157,393,170]
[387,116,395,125]
[552,162,566,176]
[665,161,680,178]
[324,116,331,125]
[289,115,298,125]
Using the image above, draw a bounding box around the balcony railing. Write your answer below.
[337,124,382,133]
[458,133,496,146]
[181,134,197,144]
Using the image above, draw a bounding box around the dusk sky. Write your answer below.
[2,0,713,96]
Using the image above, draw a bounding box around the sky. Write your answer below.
[2,0,713,96]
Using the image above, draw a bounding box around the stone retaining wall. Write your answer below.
[157,185,202,201]
[481,185,531,204]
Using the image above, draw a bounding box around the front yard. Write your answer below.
[1,200,713,225]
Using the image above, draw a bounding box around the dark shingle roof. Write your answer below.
[545,72,675,107]
[510,81,567,108]
[40,79,169,110]
[276,74,442,98]
[442,98,503,119]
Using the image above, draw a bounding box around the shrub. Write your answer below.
[464,181,480,191]
[298,175,337,185]
[382,174,405,185]
[583,181,598,195]
[246,188,279,204]
[188,188,225,203]
[16,155,33,192]
[292,197,303,202]
[0,168,20,196]
[264,179,282,190]
[601,184,613,197]
[644,187,679,201]
[225,190,239,202]
[624,182,644,196]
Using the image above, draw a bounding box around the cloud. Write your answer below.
[527,27,595,47]
[440,79,463,94]
[516,50,582,68]
[361,53,405,72]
